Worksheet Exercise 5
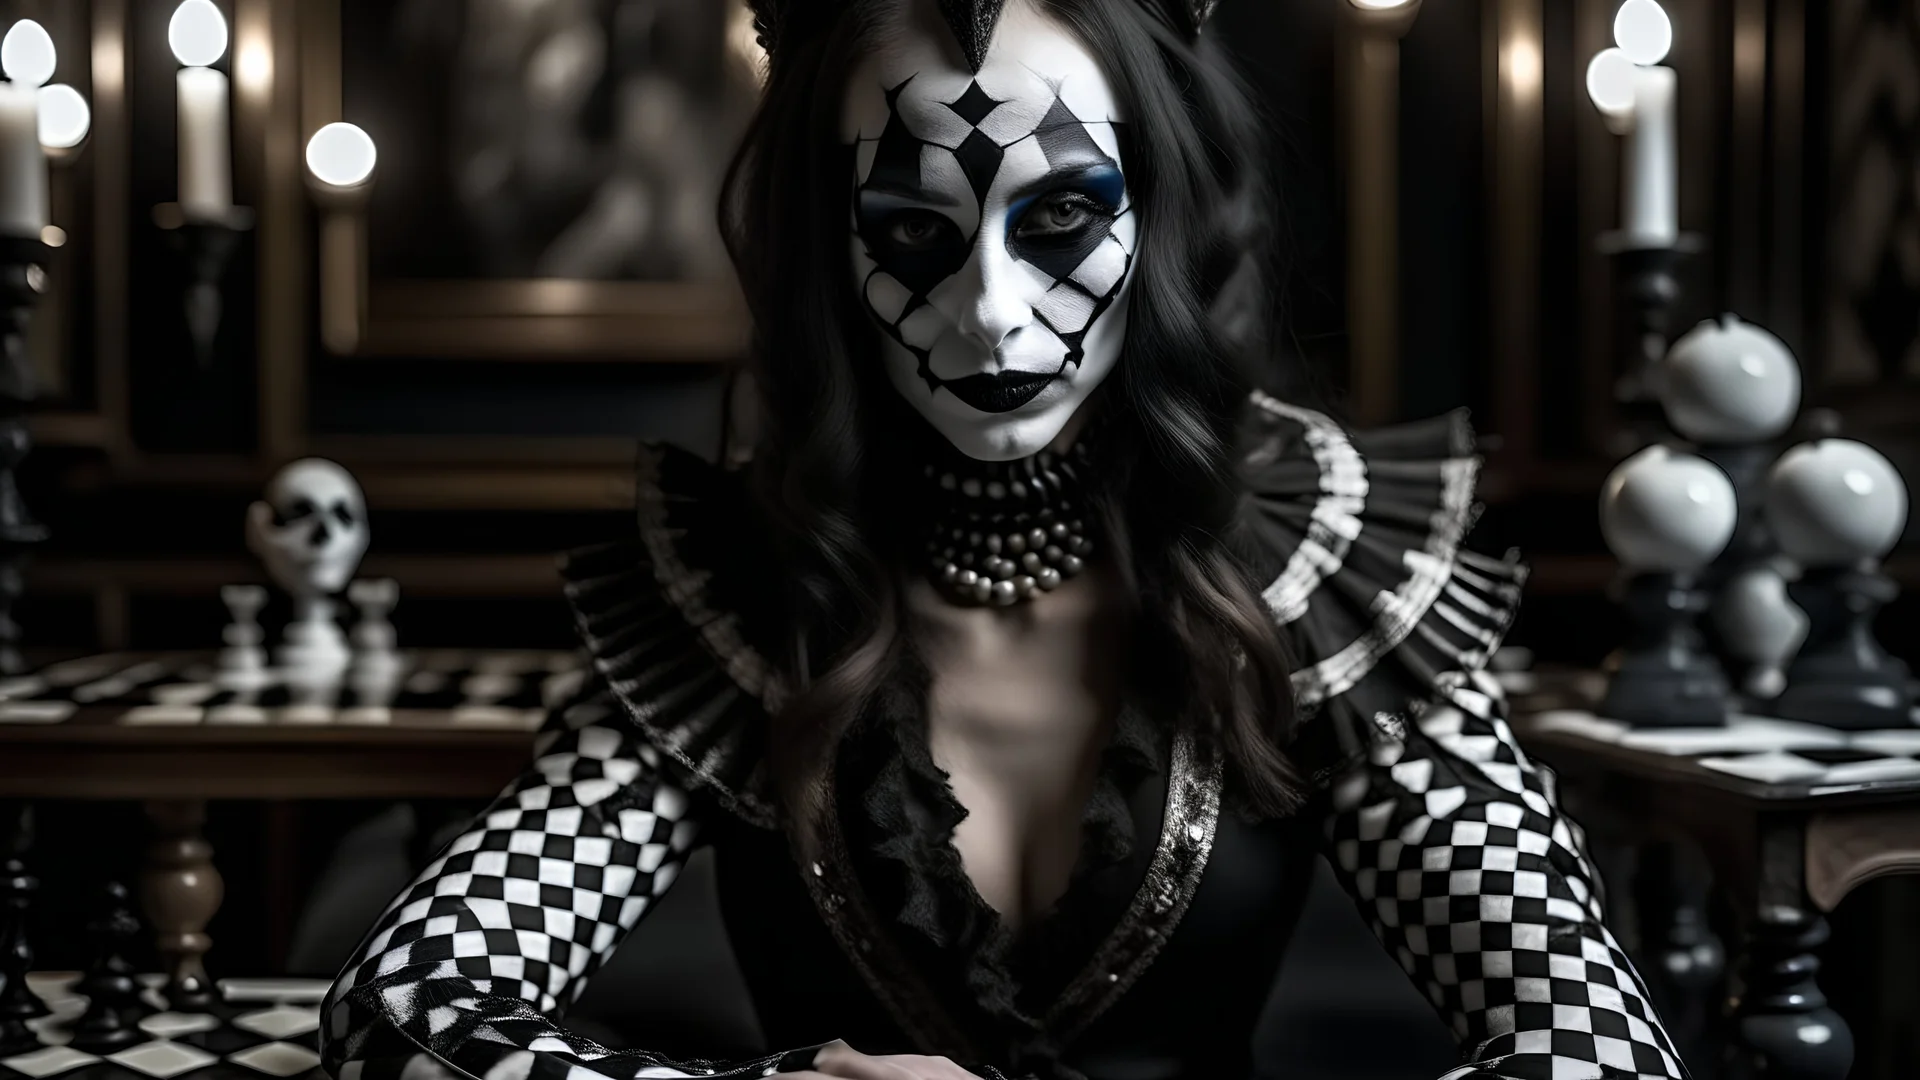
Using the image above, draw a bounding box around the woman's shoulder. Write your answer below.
[558,440,786,829]
[1231,390,1529,783]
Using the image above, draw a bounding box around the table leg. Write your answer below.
[138,800,223,1011]
[1,801,46,1052]
[1634,842,1724,1072]
[1726,902,1852,1080]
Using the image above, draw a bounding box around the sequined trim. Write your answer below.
[793,763,986,1062]
[1040,727,1222,1045]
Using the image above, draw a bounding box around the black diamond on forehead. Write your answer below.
[946,82,1003,126]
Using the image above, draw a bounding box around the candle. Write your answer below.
[1621,64,1677,246]
[177,65,231,216]
[0,82,45,237]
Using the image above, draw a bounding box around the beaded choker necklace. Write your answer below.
[919,439,1099,607]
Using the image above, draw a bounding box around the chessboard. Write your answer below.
[0,975,328,1080]
[0,651,585,731]
[1518,708,1920,800]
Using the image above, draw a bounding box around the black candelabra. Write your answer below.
[0,236,51,677]
[154,203,254,369]
[1599,232,1702,452]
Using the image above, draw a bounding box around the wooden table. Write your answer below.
[1507,673,1920,1080]
[0,650,574,1010]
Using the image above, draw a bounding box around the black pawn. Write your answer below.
[68,882,147,1051]
[1600,570,1732,727]
[1771,565,1914,730]
[0,803,48,1055]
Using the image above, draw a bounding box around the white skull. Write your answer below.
[246,458,369,598]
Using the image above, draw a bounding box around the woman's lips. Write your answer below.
[941,369,1060,413]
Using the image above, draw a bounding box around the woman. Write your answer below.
[320,2,1689,1079]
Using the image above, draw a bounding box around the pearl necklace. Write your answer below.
[921,441,1098,606]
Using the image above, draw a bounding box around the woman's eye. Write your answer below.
[885,211,954,250]
[1017,193,1108,239]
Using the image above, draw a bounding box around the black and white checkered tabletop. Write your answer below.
[1524,709,1920,791]
[0,976,327,1080]
[0,651,583,730]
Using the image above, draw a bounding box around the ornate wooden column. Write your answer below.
[1341,0,1422,426]
[140,799,224,1010]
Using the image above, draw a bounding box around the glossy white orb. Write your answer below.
[1601,445,1738,572]
[1614,0,1673,66]
[1767,440,1909,566]
[2,20,56,88]
[169,0,229,67]
[1586,47,1637,120]
[36,84,88,149]
[1660,314,1801,443]
[305,122,376,188]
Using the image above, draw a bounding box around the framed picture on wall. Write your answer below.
[300,0,763,361]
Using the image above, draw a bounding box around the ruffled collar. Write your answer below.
[836,674,1166,1055]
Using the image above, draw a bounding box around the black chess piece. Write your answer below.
[68,882,148,1051]
[1770,565,1914,730]
[1600,569,1733,727]
[0,802,47,1055]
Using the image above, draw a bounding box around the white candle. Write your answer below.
[0,82,45,238]
[178,65,231,216]
[1622,64,1677,246]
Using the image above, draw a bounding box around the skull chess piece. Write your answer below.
[245,458,369,680]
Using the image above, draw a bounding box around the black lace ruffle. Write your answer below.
[839,687,1164,1050]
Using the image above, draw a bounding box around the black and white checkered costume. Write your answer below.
[318,683,835,1080]
[321,397,1687,1080]
[1320,675,1686,1080]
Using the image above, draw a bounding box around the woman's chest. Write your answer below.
[706,798,1321,1077]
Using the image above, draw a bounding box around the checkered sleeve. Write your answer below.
[318,681,832,1080]
[1318,670,1690,1080]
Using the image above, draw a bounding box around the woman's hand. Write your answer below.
[782,1039,982,1080]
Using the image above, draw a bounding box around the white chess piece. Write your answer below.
[216,584,271,692]
[1712,563,1808,698]
[346,578,404,700]
[1600,445,1739,572]
[1767,439,1909,568]
[1658,315,1801,445]
[245,459,369,681]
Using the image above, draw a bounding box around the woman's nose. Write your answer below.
[952,243,1033,352]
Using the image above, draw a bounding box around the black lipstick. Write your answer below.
[941,369,1058,413]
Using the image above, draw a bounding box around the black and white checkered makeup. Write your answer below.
[851,76,1136,401]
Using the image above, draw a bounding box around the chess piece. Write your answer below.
[1598,445,1738,726]
[1766,439,1913,729]
[1658,314,1809,699]
[1712,564,1807,699]
[246,459,368,682]
[0,803,46,1054]
[346,578,403,697]
[216,584,271,692]
[68,882,146,1051]
[1656,314,1802,447]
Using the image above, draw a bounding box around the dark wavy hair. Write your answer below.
[718,0,1304,827]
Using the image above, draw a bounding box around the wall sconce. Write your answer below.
[156,0,251,372]
[1342,0,1423,427]
[305,122,376,355]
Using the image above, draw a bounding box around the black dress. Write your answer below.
[318,392,1691,1080]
